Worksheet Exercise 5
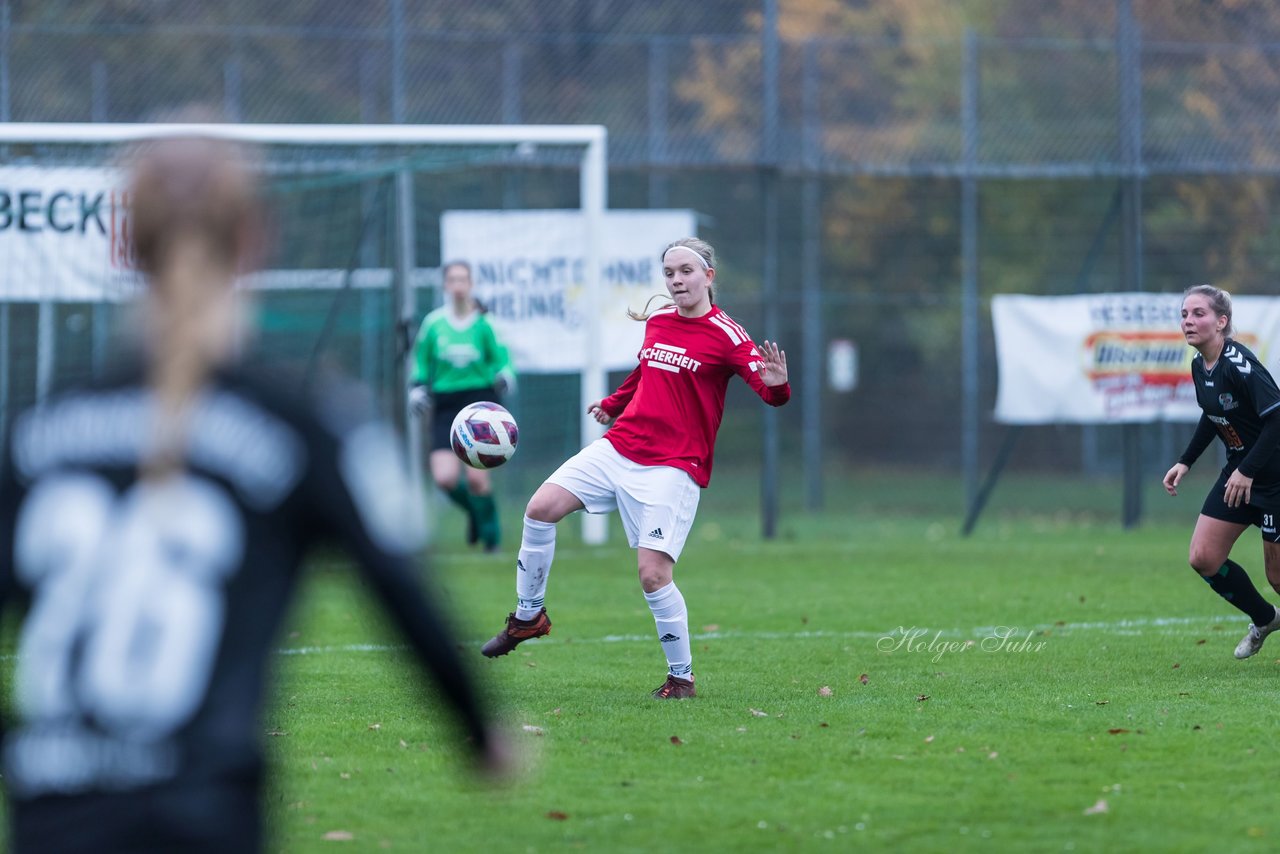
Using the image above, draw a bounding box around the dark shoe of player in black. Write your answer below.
[480,608,551,658]
[652,674,696,699]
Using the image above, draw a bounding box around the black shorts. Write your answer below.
[1200,468,1280,543]
[430,387,502,451]
[10,781,262,854]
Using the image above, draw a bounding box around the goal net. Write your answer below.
[0,123,610,541]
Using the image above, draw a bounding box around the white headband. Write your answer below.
[663,245,711,270]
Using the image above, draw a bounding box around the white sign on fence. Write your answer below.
[993,293,1280,424]
[441,209,696,373]
[0,166,142,300]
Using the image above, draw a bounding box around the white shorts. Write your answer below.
[547,438,701,561]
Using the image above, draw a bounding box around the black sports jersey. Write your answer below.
[0,364,488,807]
[1184,339,1280,485]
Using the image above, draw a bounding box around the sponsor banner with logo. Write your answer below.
[993,293,1280,424]
[0,167,143,301]
[441,209,697,373]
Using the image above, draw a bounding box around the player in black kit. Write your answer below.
[1163,284,1280,660]
[0,133,508,853]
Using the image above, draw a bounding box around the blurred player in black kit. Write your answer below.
[0,131,509,853]
[1163,284,1280,660]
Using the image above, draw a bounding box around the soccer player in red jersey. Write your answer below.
[480,237,790,699]
[1163,284,1280,660]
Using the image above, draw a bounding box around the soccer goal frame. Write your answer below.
[0,122,611,543]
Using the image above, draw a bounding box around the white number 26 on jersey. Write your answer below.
[14,473,244,740]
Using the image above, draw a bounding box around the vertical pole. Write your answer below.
[90,58,109,380]
[37,302,54,403]
[395,172,421,500]
[0,0,10,123]
[581,131,609,545]
[92,303,108,379]
[760,31,782,536]
[800,38,823,510]
[759,0,781,540]
[359,51,381,395]
[223,57,243,122]
[0,305,9,445]
[359,50,379,123]
[961,29,981,514]
[389,0,406,123]
[91,61,108,122]
[647,37,669,208]
[501,41,523,209]
[502,41,522,123]
[1118,0,1145,528]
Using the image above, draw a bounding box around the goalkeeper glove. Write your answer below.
[408,385,431,416]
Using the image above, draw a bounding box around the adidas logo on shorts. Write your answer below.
[648,527,664,539]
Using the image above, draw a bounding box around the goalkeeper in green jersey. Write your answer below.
[410,261,517,551]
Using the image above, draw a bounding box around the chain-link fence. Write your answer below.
[5,1,1280,526]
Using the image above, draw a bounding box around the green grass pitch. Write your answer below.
[4,467,1279,851]
[262,468,1280,852]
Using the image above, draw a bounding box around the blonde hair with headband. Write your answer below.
[629,237,717,321]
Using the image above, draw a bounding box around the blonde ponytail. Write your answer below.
[128,134,261,481]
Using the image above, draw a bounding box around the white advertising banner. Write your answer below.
[993,293,1280,424]
[0,166,143,300]
[441,209,697,373]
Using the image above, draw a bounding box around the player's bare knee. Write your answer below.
[637,559,673,593]
[1187,548,1221,577]
[524,489,564,523]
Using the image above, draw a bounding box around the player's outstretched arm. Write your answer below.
[758,339,788,386]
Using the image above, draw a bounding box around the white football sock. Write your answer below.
[644,581,693,679]
[515,516,556,620]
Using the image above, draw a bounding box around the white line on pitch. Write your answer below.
[0,614,1236,663]
[271,614,1234,657]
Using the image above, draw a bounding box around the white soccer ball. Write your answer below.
[450,402,519,469]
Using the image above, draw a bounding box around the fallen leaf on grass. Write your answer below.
[522,725,545,736]
[546,811,569,821]
[367,724,381,731]
[1095,701,1109,706]
[323,830,355,841]
[1172,663,1180,669]
[916,694,930,702]
[1196,639,1206,645]
[1083,799,1108,816]
[819,722,829,728]
[670,735,683,745]
[818,686,833,697]
[859,673,869,685]
[924,735,935,743]
[749,708,769,717]
[1107,728,1129,735]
